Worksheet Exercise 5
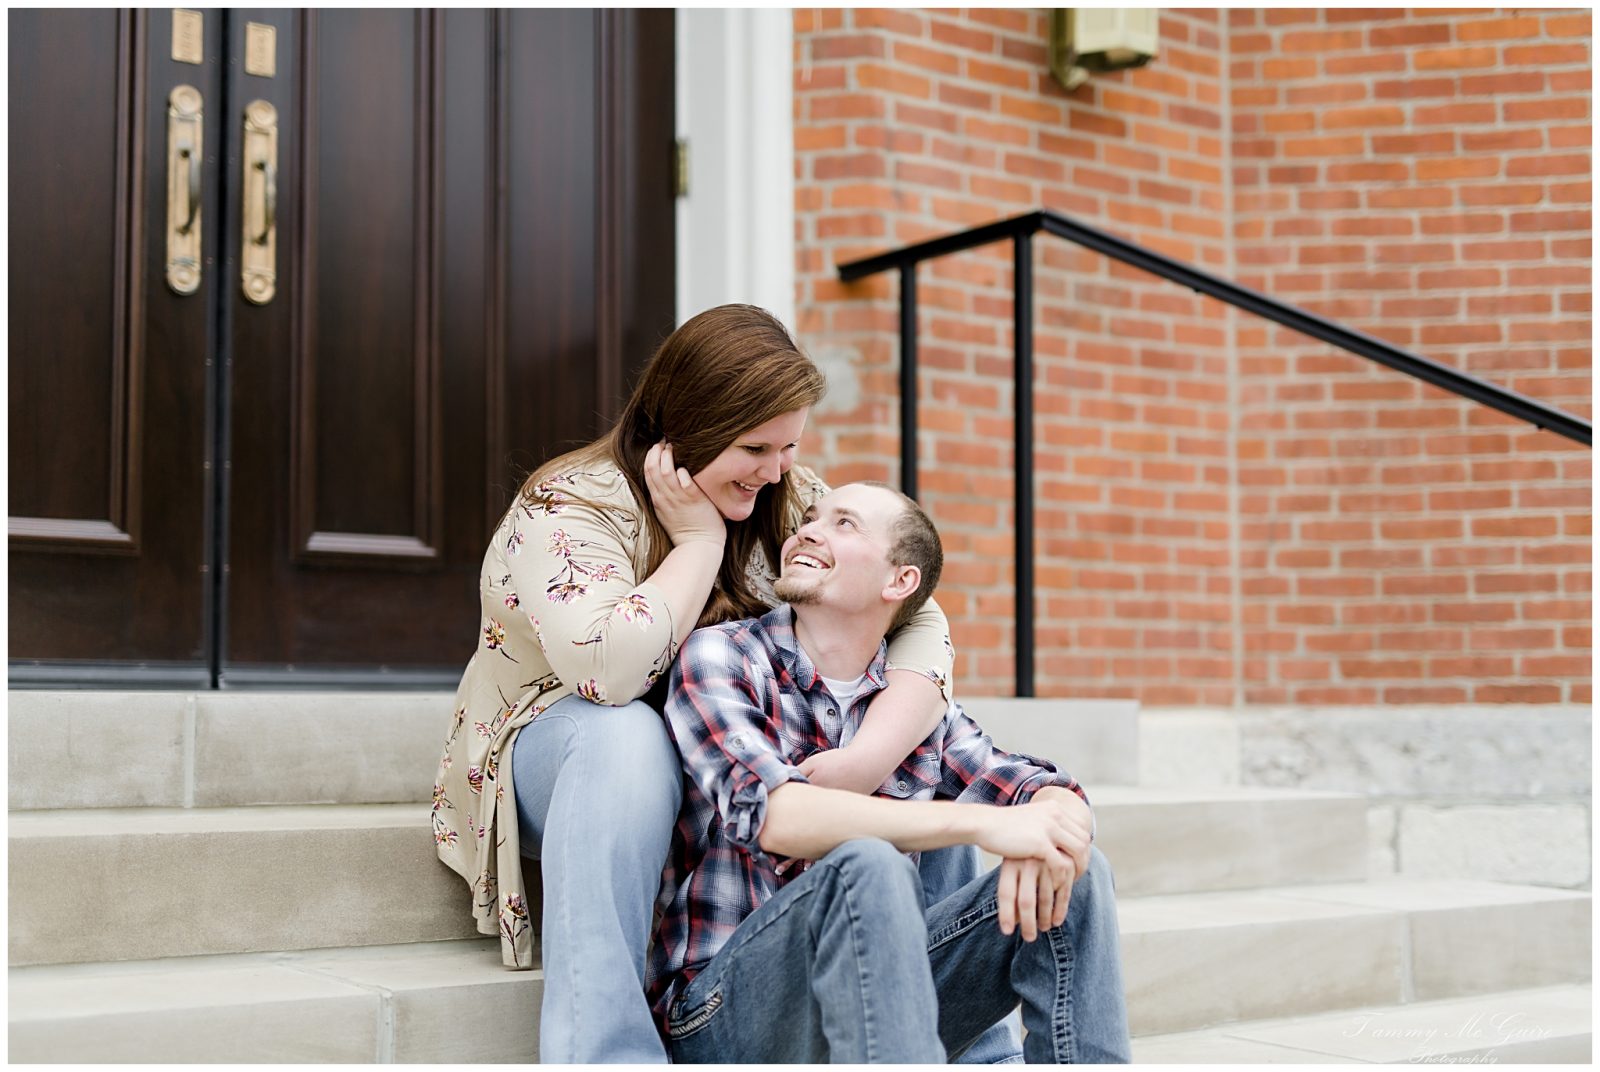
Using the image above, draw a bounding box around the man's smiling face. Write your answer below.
[775,484,907,615]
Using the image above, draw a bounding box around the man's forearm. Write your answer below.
[758,781,985,859]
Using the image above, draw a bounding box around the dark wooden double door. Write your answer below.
[9,9,676,686]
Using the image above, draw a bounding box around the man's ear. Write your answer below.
[882,564,921,606]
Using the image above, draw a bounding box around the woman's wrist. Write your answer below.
[669,529,726,550]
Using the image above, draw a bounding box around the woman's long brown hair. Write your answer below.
[518,305,827,628]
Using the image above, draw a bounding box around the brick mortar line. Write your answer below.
[800,98,1231,148]
[817,40,1224,98]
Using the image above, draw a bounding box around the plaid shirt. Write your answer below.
[645,603,1089,1029]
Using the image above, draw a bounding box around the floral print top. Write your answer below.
[432,460,956,969]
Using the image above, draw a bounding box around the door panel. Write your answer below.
[8,8,675,684]
[224,8,462,672]
[500,8,602,493]
[8,9,218,676]
[617,12,680,389]
[299,10,440,555]
[223,9,676,679]
[9,10,128,531]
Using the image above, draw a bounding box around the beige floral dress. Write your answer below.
[432,460,955,968]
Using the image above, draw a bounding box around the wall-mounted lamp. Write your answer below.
[1049,9,1160,90]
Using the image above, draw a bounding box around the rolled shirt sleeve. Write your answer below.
[503,492,678,705]
[664,628,808,853]
[936,706,1093,835]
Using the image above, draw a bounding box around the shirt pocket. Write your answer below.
[876,746,941,800]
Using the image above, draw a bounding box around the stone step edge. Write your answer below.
[11,691,1143,812]
[8,801,429,837]
[8,938,540,1064]
[1130,983,1593,1062]
[8,784,1364,833]
[5,797,1383,972]
[9,937,529,1009]
[1117,878,1593,934]
[12,942,1589,1063]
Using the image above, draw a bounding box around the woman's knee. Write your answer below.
[560,698,683,809]
[583,698,677,759]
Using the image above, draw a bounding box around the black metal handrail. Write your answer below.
[838,208,1592,697]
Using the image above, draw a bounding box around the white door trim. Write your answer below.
[675,9,795,332]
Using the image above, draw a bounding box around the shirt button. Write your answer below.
[897,778,908,790]
[826,709,837,719]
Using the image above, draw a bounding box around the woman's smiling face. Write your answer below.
[690,408,810,521]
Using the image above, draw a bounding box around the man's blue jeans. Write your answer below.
[922,845,1025,1063]
[665,838,1132,1063]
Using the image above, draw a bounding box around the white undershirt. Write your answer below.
[819,672,869,747]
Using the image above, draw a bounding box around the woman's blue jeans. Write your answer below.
[510,695,681,1063]
[665,838,1132,1063]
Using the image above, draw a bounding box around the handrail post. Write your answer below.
[1013,233,1035,698]
[900,263,919,501]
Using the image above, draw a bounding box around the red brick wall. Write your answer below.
[1229,8,1591,704]
[792,8,1591,704]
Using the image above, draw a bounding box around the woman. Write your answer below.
[432,305,955,1062]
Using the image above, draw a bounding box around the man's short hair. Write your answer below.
[860,481,944,631]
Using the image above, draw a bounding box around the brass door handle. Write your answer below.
[241,100,278,304]
[164,85,203,294]
[178,145,201,235]
[253,160,277,245]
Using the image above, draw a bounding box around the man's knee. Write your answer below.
[822,838,922,902]
[826,836,912,869]
[1083,845,1114,891]
[1057,845,1117,928]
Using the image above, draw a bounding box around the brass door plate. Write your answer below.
[241,99,279,304]
[245,22,276,77]
[171,9,203,65]
[165,85,204,294]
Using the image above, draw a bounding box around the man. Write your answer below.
[646,481,1131,1063]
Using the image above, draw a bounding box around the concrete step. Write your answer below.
[8,938,541,1063]
[1056,785,1367,897]
[10,784,1358,966]
[1119,879,1592,1037]
[10,690,1140,809]
[12,897,1589,1063]
[9,690,456,811]
[1131,983,1592,1063]
[8,804,481,966]
[959,696,1140,786]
